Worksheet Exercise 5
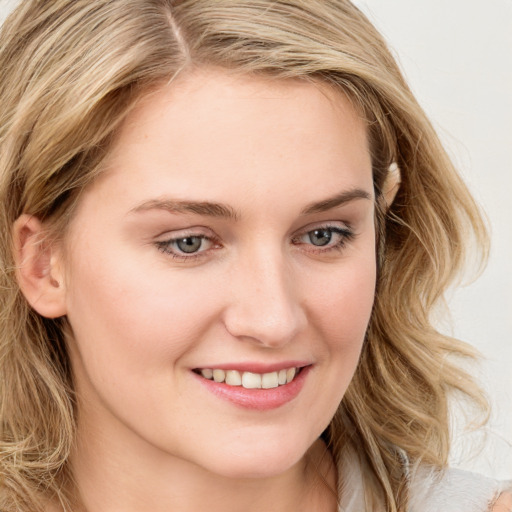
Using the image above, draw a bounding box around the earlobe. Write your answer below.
[13,214,67,318]
[382,162,401,208]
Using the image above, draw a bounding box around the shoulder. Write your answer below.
[408,465,512,512]
[336,449,511,512]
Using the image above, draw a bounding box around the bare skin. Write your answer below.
[493,492,512,512]
[66,438,338,512]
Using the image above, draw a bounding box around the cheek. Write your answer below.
[63,243,223,383]
[293,250,376,438]
[302,251,376,416]
[305,252,377,351]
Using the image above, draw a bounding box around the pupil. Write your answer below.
[177,237,202,253]
[309,229,331,246]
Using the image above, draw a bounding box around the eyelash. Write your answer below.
[291,225,355,253]
[155,224,355,261]
[155,233,220,261]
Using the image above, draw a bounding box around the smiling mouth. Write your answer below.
[194,367,302,389]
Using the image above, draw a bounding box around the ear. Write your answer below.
[13,214,67,318]
[382,162,401,208]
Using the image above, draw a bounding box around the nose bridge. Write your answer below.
[224,245,306,347]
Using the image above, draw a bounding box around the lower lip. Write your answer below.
[193,366,311,411]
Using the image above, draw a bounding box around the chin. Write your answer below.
[198,436,311,480]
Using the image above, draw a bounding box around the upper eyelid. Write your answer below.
[154,221,353,241]
[293,220,353,236]
[154,226,215,239]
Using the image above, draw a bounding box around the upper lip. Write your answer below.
[193,361,312,374]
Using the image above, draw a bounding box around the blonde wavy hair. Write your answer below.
[0,1,488,511]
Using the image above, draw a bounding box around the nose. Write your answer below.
[223,248,307,348]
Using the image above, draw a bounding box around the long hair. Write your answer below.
[0,1,488,510]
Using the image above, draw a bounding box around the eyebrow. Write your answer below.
[129,188,371,220]
[300,188,372,215]
[130,199,240,221]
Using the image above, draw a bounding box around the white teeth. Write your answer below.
[225,370,242,386]
[261,371,279,389]
[198,367,301,389]
[242,371,262,389]
[201,369,213,380]
[286,368,296,383]
[213,369,225,383]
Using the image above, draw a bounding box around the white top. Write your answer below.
[338,455,512,512]
[408,466,511,512]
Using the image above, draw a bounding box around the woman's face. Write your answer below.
[62,68,376,478]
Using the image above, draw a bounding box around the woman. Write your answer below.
[0,1,510,511]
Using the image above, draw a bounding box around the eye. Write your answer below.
[155,234,217,259]
[307,228,335,247]
[293,225,355,251]
[175,236,204,253]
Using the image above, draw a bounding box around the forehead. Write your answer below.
[82,68,373,215]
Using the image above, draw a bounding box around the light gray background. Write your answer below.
[1,0,511,479]
[353,0,512,479]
